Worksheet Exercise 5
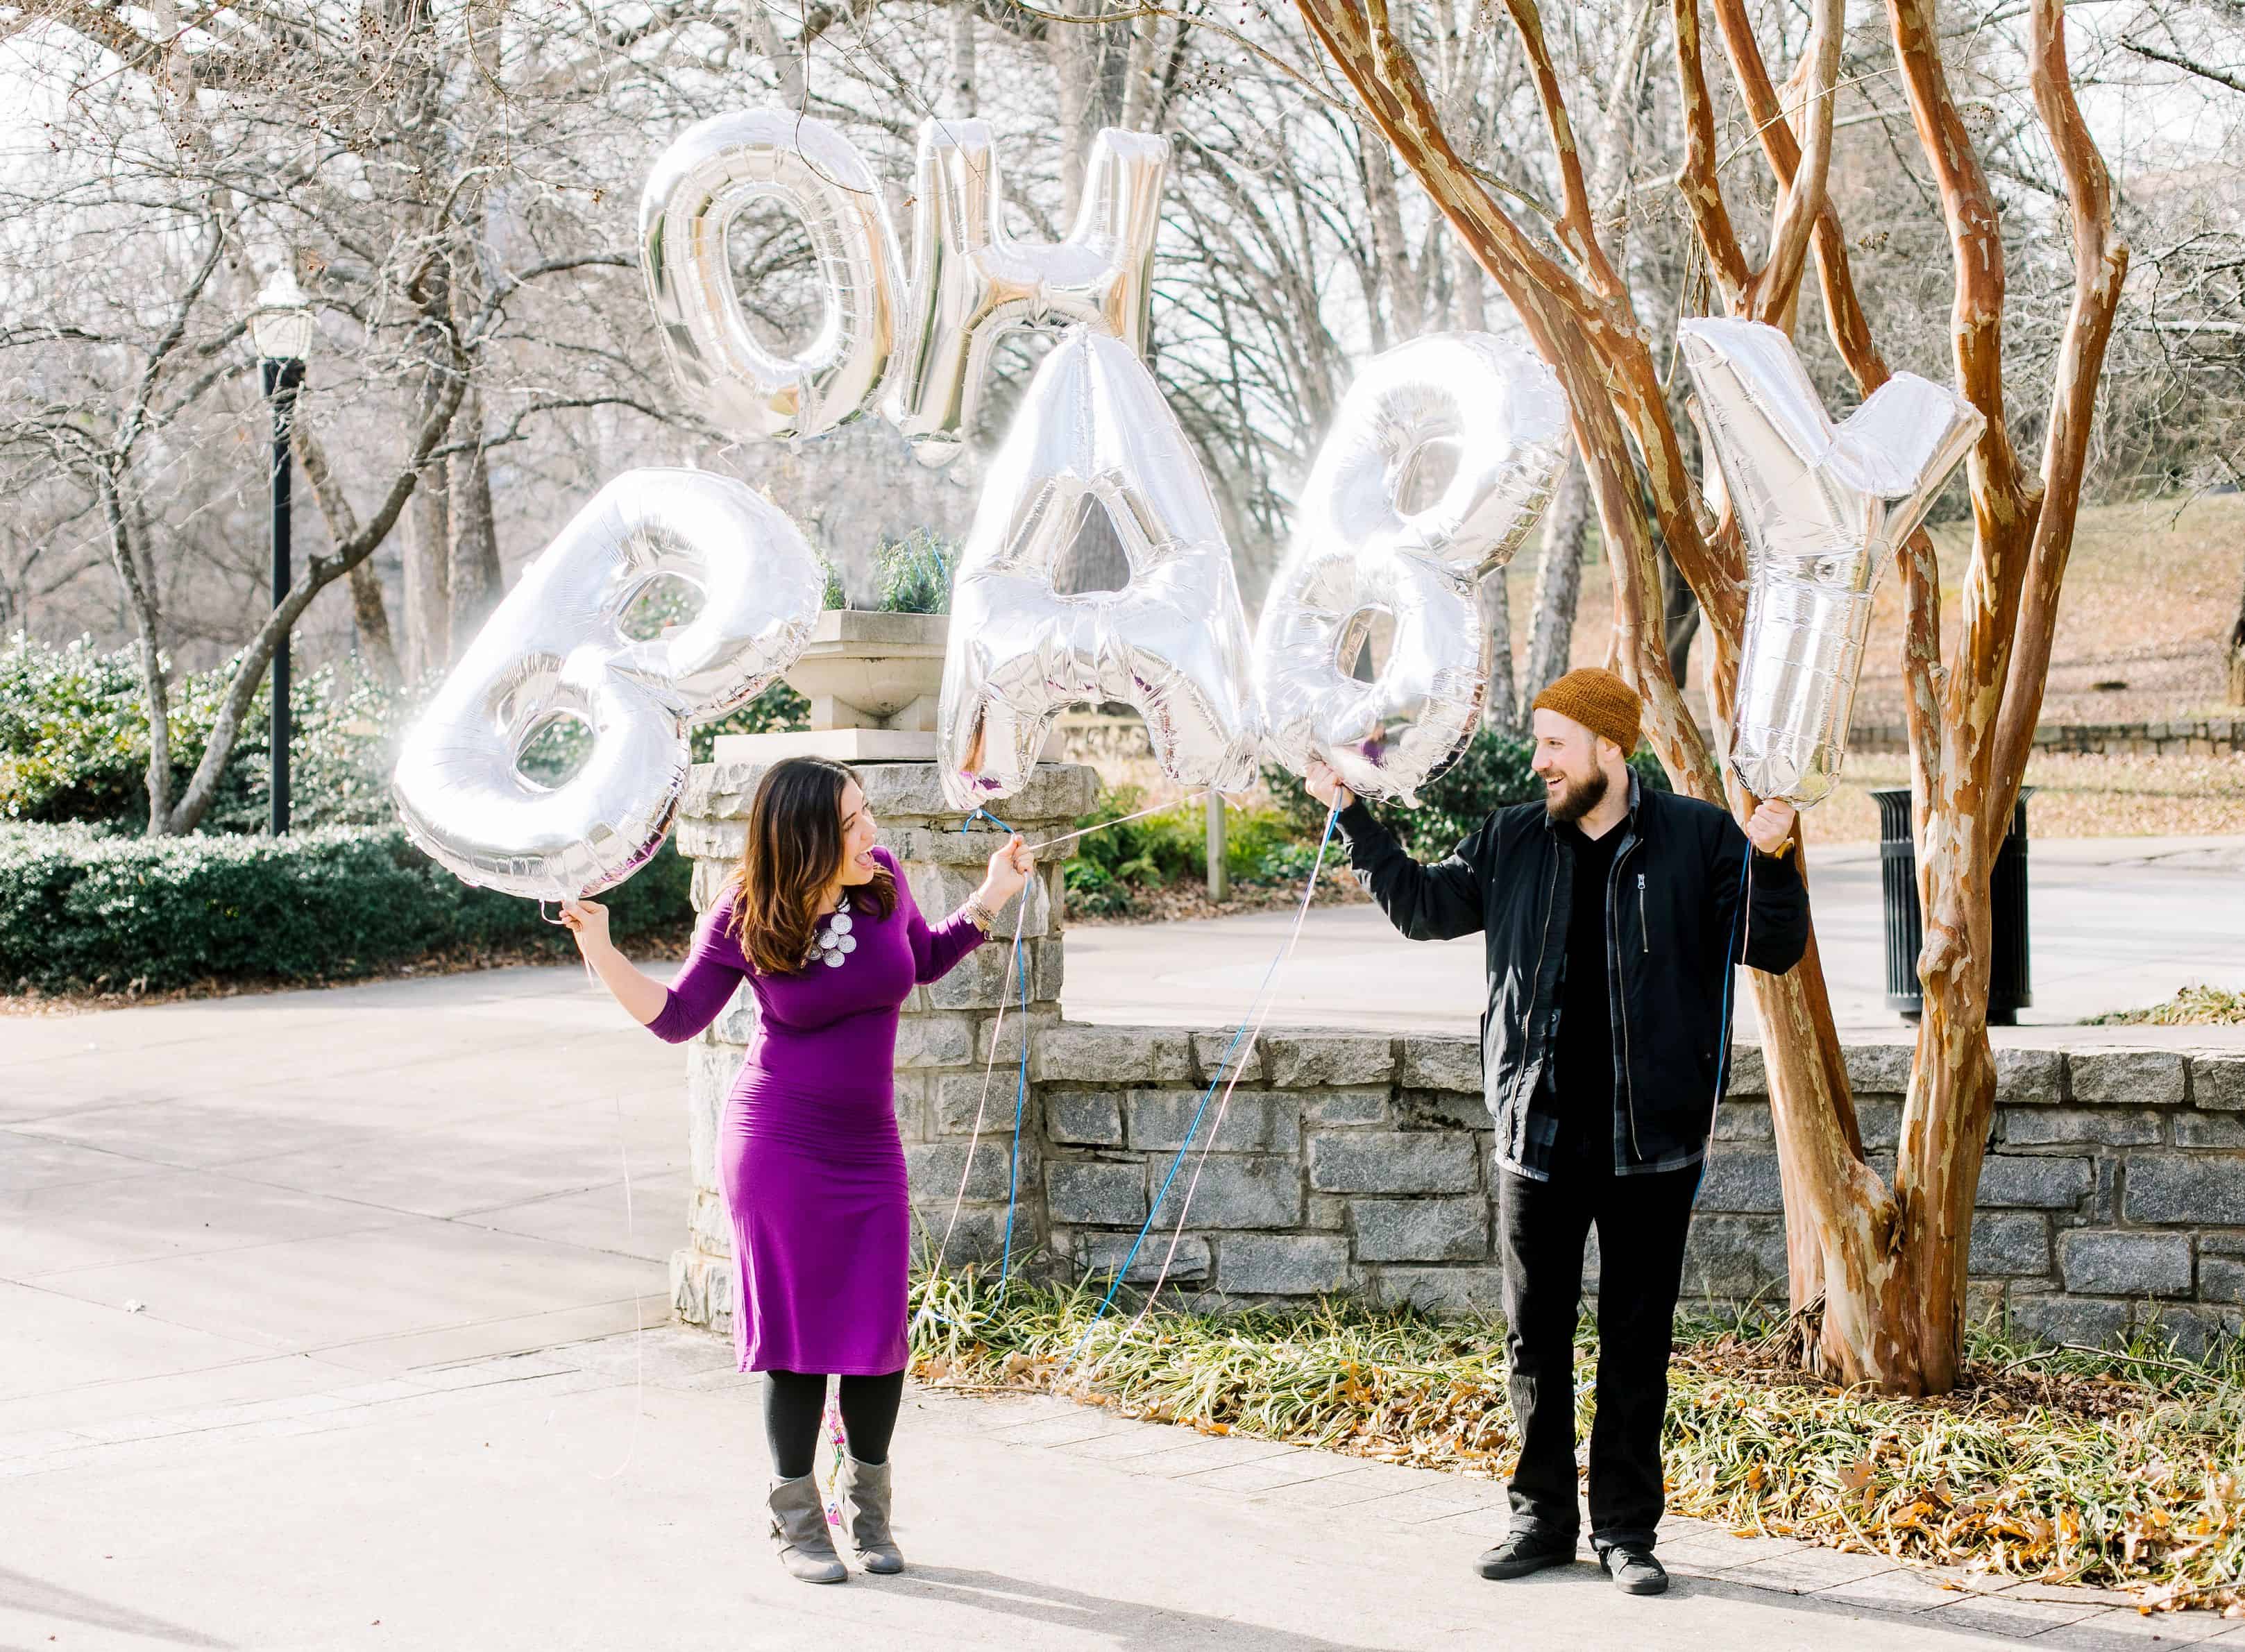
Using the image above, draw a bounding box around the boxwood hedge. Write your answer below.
[0,823,694,996]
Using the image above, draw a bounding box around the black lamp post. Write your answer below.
[251,270,316,835]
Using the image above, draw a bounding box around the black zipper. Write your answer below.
[1609,835,1643,1162]
[1523,851,1560,1135]
[1638,872,1650,955]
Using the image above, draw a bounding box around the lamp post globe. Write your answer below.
[251,269,317,364]
[251,267,314,835]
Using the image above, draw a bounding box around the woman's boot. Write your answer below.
[766,1474,848,1583]
[836,1454,904,1574]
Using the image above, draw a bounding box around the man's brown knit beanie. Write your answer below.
[1531,667,1642,755]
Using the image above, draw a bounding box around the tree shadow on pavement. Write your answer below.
[883,1563,1400,1651]
[1664,1571,2149,1649]
[0,1565,232,1649]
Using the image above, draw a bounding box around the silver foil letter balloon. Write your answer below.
[1680,318,1982,806]
[392,470,823,900]
[938,328,1260,810]
[641,112,901,443]
[885,119,1167,466]
[1255,334,1570,806]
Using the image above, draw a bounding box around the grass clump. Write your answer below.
[908,1266,2245,1613]
[2092,985,2245,1026]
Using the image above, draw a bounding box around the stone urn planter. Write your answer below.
[714,608,948,765]
[715,607,1062,767]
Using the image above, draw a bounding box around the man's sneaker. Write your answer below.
[1600,1544,1669,1595]
[1475,1532,1576,1580]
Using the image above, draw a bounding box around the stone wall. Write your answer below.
[1849,717,2245,758]
[669,755,2245,1356]
[1025,1029,2245,1354]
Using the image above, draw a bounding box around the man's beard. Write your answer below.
[1544,766,1609,826]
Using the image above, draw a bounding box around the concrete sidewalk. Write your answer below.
[1066,834,2245,1040]
[4,971,2237,1648]
[2,1327,2214,1651]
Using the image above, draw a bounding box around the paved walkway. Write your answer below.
[1067,834,2245,1041]
[4,972,2237,1648]
[4,1327,2223,1651]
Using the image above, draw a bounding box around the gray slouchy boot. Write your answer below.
[836,1454,904,1574]
[766,1474,848,1584]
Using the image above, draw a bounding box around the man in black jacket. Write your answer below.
[1305,667,1808,1596]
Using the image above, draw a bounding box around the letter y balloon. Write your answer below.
[1681,318,1981,807]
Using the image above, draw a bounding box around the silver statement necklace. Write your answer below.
[811,894,856,969]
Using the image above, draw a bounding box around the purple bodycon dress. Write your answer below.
[647,846,985,1374]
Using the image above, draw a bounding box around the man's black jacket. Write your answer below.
[1337,776,1810,1180]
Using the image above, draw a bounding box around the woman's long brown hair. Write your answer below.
[725,758,895,975]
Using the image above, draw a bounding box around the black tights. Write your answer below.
[763,1369,905,1479]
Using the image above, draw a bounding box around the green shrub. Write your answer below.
[0,821,692,996]
[1,634,405,833]
[1062,787,1333,912]
[1063,787,1189,914]
[0,636,154,826]
[0,633,809,831]
[872,529,954,615]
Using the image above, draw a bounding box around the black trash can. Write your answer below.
[1872,787,2033,1025]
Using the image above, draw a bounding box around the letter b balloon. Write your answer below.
[392,471,823,900]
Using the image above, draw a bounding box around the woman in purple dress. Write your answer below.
[559,757,1031,1585]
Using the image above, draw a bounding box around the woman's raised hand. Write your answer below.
[558,897,612,954]
[979,833,1034,906]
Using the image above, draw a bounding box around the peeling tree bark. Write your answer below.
[404,456,452,676]
[2230,573,2245,706]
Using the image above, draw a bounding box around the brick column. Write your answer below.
[668,755,1097,1334]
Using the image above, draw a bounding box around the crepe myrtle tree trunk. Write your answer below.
[1289,0,2124,1392]
[2228,563,2245,705]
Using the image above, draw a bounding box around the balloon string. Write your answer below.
[1711,841,1754,1130]
[967,792,1219,857]
[913,785,1221,1335]
[595,1091,645,1483]
[820,1387,848,1529]
[1057,803,1341,1385]
[1027,790,1210,855]
[1111,803,1339,1353]
[915,887,1033,1331]
[994,917,1032,1306]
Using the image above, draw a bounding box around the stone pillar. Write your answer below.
[668,754,1099,1334]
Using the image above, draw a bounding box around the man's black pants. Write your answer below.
[1496,1152,1702,1554]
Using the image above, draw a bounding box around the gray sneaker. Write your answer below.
[1475,1532,1577,1580]
[1601,1544,1669,1595]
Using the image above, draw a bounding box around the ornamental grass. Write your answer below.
[908,1266,2245,1615]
